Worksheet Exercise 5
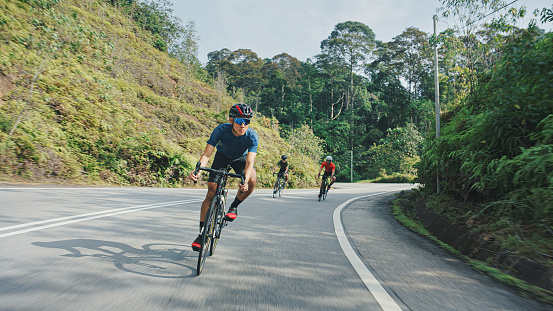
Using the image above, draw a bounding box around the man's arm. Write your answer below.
[189,144,215,181]
[240,151,256,191]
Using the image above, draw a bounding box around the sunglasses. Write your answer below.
[234,118,251,125]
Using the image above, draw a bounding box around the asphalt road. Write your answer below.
[0,183,551,311]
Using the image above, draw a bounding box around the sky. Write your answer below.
[169,0,552,65]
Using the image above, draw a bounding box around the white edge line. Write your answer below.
[0,199,200,232]
[333,191,403,311]
[0,199,203,239]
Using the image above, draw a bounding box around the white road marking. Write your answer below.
[0,199,202,238]
[333,191,404,311]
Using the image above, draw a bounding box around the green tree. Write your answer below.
[320,21,376,111]
[271,53,302,89]
[314,52,348,120]
[438,0,530,93]
[206,48,264,98]
[170,20,200,70]
[386,27,432,101]
[131,0,182,51]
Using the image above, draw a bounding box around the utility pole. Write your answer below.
[433,15,441,194]
[351,150,353,182]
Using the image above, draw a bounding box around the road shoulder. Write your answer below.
[340,192,553,311]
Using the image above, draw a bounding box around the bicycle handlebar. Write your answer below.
[193,161,245,185]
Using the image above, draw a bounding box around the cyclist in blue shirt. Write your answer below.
[189,103,259,251]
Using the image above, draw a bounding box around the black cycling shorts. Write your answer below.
[322,171,333,180]
[208,151,250,183]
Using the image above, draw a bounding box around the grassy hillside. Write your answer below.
[0,0,320,188]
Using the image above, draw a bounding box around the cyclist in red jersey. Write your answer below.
[317,156,336,195]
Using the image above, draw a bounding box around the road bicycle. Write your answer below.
[272,172,286,198]
[193,162,244,275]
[318,174,330,201]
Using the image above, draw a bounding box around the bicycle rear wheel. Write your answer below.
[278,179,283,197]
[197,198,216,275]
[210,196,224,256]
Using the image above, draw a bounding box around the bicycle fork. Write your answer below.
[214,189,229,238]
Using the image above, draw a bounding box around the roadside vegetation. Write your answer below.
[417,28,553,266]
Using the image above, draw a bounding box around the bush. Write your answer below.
[359,123,422,180]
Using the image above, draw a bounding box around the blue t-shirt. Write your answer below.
[207,123,258,159]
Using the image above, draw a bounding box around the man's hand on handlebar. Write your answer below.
[189,171,199,182]
[189,161,201,182]
[239,182,249,192]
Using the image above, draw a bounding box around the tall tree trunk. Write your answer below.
[331,87,334,119]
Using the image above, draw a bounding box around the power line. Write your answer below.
[463,0,520,28]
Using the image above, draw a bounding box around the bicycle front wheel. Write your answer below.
[273,179,279,198]
[322,179,328,200]
[318,180,325,201]
[197,197,216,275]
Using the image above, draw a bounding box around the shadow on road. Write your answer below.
[33,239,197,278]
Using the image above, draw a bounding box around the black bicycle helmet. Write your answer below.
[281,155,287,160]
[229,103,253,118]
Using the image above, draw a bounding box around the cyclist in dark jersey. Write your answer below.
[189,103,258,251]
[273,155,289,185]
[317,156,336,195]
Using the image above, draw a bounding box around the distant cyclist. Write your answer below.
[273,155,289,186]
[317,156,336,195]
[188,103,258,251]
